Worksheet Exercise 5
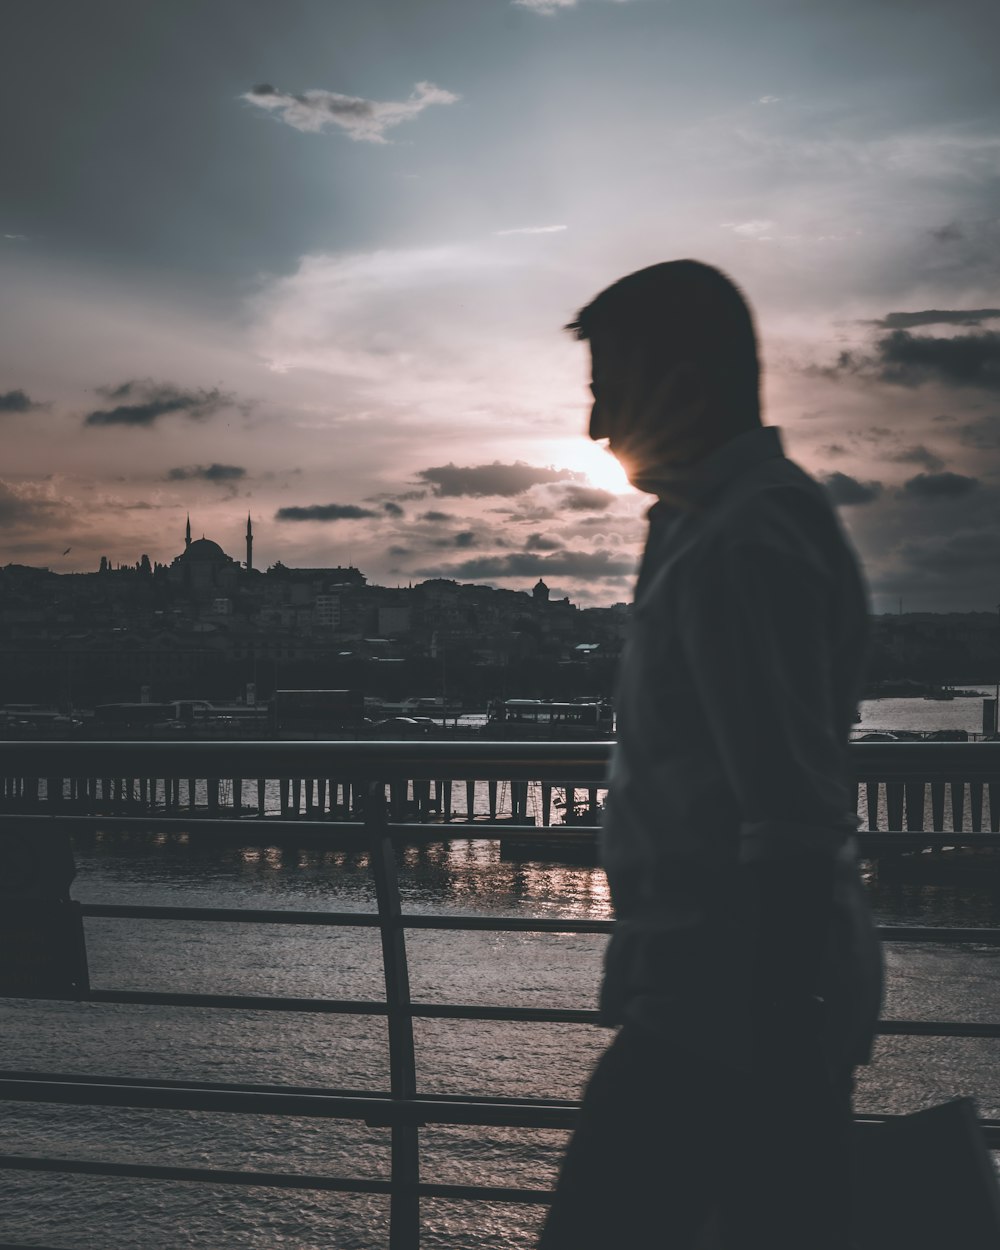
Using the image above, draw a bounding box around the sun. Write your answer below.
[542,438,636,496]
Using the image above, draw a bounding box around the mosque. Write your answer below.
[167,514,253,596]
[160,514,366,598]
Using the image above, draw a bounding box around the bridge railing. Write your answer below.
[1,739,1000,1250]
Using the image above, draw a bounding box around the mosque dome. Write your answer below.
[183,538,228,562]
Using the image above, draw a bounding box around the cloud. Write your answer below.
[525,532,564,551]
[721,219,774,239]
[242,80,458,143]
[84,380,235,427]
[901,471,979,499]
[415,548,636,581]
[0,388,43,413]
[897,528,1000,577]
[513,0,579,10]
[382,501,404,517]
[513,0,631,13]
[275,503,378,522]
[869,309,1000,330]
[820,472,883,506]
[955,417,1000,450]
[758,95,781,105]
[167,463,247,484]
[419,511,453,522]
[929,223,964,244]
[417,461,581,497]
[494,225,568,236]
[829,330,1000,392]
[429,527,491,550]
[873,330,1000,391]
[246,242,581,444]
[0,480,64,525]
[886,445,945,472]
[562,485,616,512]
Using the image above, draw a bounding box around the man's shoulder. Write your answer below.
[669,457,856,598]
[710,456,839,553]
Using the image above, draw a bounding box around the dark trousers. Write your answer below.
[538,1022,855,1250]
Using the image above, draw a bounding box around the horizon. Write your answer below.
[3,0,1000,611]
[8,530,1000,621]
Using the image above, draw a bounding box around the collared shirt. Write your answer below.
[600,425,883,1068]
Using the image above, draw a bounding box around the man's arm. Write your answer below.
[675,530,852,1006]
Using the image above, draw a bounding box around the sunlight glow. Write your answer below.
[541,438,636,496]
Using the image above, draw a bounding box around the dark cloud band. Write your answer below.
[820,472,883,506]
[902,471,979,499]
[276,503,378,521]
[562,485,615,512]
[870,309,1000,330]
[417,461,581,497]
[875,330,1000,390]
[85,381,235,427]
[168,464,246,483]
[0,388,42,413]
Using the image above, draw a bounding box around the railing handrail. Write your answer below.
[3,737,1000,780]
[3,737,1000,1247]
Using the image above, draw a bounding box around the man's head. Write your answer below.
[567,260,761,487]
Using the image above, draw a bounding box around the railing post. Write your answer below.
[971,782,984,832]
[367,779,420,1250]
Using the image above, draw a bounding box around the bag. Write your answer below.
[0,897,90,999]
[854,1098,1000,1249]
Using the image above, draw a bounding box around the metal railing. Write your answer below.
[1,739,1000,1249]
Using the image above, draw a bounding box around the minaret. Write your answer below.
[185,514,192,550]
[246,512,253,572]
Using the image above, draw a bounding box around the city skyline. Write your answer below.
[2,0,1000,610]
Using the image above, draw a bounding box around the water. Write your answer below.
[4,707,1000,1247]
[855,686,996,736]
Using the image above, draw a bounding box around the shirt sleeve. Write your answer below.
[674,528,857,864]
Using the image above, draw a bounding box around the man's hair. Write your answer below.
[567,259,760,421]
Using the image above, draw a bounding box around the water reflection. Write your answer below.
[5,830,998,1249]
[70,828,1000,929]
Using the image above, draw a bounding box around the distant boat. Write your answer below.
[924,687,956,701]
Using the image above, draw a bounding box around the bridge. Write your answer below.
[2,739,1000,1247]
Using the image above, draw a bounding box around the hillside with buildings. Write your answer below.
[0,514,629,707]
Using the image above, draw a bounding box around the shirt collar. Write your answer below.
[647,425,784,519]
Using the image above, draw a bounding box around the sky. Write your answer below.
[2,0,999,611]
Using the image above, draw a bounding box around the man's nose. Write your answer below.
[589,400,610,442]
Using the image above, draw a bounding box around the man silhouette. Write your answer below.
[539,261,882,1249]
